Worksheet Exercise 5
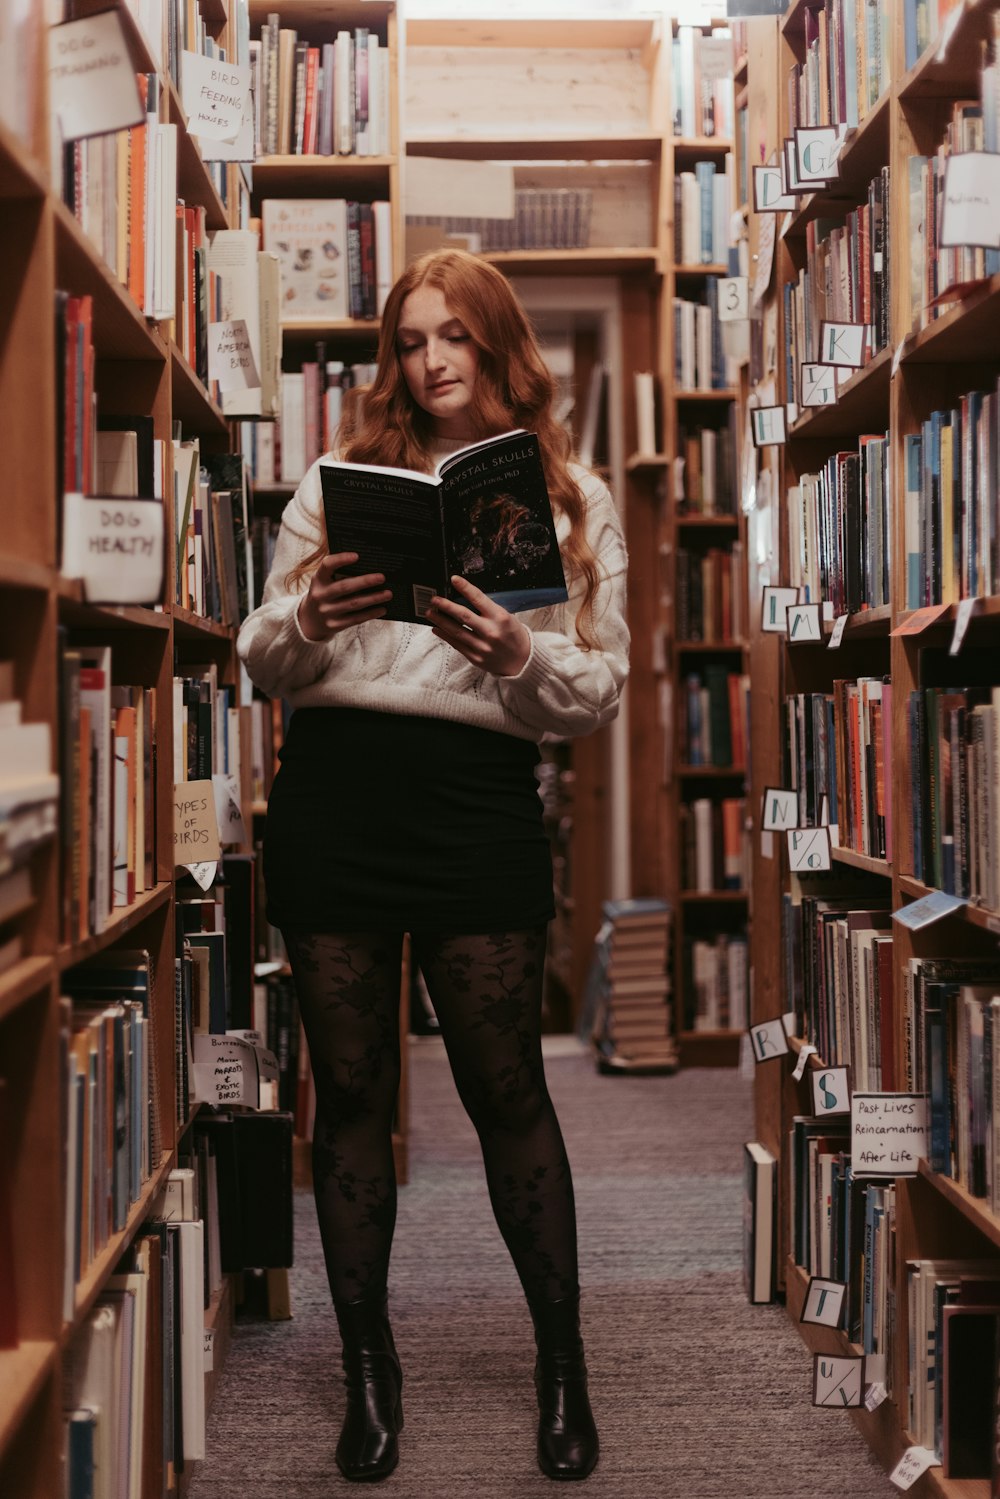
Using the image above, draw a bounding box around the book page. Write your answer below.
[319,464,447,623]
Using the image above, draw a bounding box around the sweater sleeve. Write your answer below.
[496,472,629,740]
[236,461,338,697]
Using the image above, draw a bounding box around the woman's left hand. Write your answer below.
[426,576,531,677]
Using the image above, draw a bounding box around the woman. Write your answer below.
[237,248,629,1483]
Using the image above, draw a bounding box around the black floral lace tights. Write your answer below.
[282,928,579,1306]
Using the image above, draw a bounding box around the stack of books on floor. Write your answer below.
[583,898,676,1075]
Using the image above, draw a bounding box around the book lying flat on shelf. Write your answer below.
[320,430,568,624]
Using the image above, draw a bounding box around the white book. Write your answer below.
[712,166,732,263]
[105,1271,149,1499]
[372,200,392,315]
[693,797,714,892]
[280,373,307,483]
[677,28,698,137]
[153,124,177,320]
[205,231,265,418]
[335,31,353,154]
[177,1220,206,1460]
[695,304,713,390]
[79,646,113,932]
[633,371,656,455]
[680,173,700,265]
[65,1303,117,1498]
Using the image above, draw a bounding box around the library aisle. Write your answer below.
[187,1040,896,1498]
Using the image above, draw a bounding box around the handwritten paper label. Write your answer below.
[208,319,260,392]
[749,1016,790,1063]
[792,1043,817,1080]
[787,826,832,871]
[191,1032,260,1107]
[752,212,776,304]
[204,1329,215,1371]
[949,596,976,655]
[49,11,145,143]
[890,1446,939,1489]
[782,138,806,195]
[787,602,822,643]
[813,1354,864,1407]
[828,614,849,649]
[865,1381,888,1411]
[762,787,798,831]
[819,321,867,367]
[893,890,966,929]
[761,587,800,633]
[718,276,749,322]
[890,602,951,636]
[226,1030,280,1081]
[794,126,844,183]
[174,779,222,864]
[61,494,165,605]
[181,51,250,142]
[812,1066,851,1116]
[185,860,217,892]
[851,1093,929,1178]
[212,772,247,845]
[801,1277,847,1327]
[939,152,1000,249]
[753,165,795,213]
[751,405,787,447]
[801,363,839,407]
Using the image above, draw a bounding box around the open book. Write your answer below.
[319,429,568,625]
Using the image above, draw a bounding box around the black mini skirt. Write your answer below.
[263,706,555,934]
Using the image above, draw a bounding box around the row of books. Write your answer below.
[903,380,1000,610]
[173,445,255,624]
[60,1114,293,1491]
[674,162,734,266]
[173,666,242,785]
[908,41,1000,330]
[909,683,1000,906]
[789,1116,894,1370]
[680,667,749,769]
[0,667,59,977]
[58,640,157,944]
[683,931,748,1031]
[254,16,391,158]
[248,694,285,808]
[274,361,377,483]
[785,0,889,132]
[407,189,595,253]
[261,198,391,322]
[786,433,891,617]
[583,899,676,1075]
[675,418,738,515]
[679,796,748,893]
[672,288,735,392]
[671,27,734,140]
[782,894,892,1087]
[789,1112,1000,1480]
[60,74,177,321]
[785,678,893,863]
[676,546,745,643]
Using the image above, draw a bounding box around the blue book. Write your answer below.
[66,1408,97,1499]
[695,161,716,264]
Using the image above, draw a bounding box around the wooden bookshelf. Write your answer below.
[741,1,1000,1492]
[0,3,405,1495]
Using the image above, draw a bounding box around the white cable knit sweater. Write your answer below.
[236,444,630,743]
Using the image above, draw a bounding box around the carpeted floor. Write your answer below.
[188,1037,899,1498]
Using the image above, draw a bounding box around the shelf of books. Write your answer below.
[0,1,411,1494]
[402,14,672,1044]
[740,1,1000,1491]
[657,19,749,1067]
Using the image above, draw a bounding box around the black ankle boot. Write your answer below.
[528,1293,599,1481]
[333,1290,404,1482]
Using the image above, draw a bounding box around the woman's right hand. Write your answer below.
[297,552,392,641]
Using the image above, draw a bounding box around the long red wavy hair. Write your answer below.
[288,248,603,645]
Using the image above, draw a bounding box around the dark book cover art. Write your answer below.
[320,430,568,625]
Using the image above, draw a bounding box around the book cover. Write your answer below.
[320,430,568,624]
[262,198,349,323]
[743,1140,777,1303]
